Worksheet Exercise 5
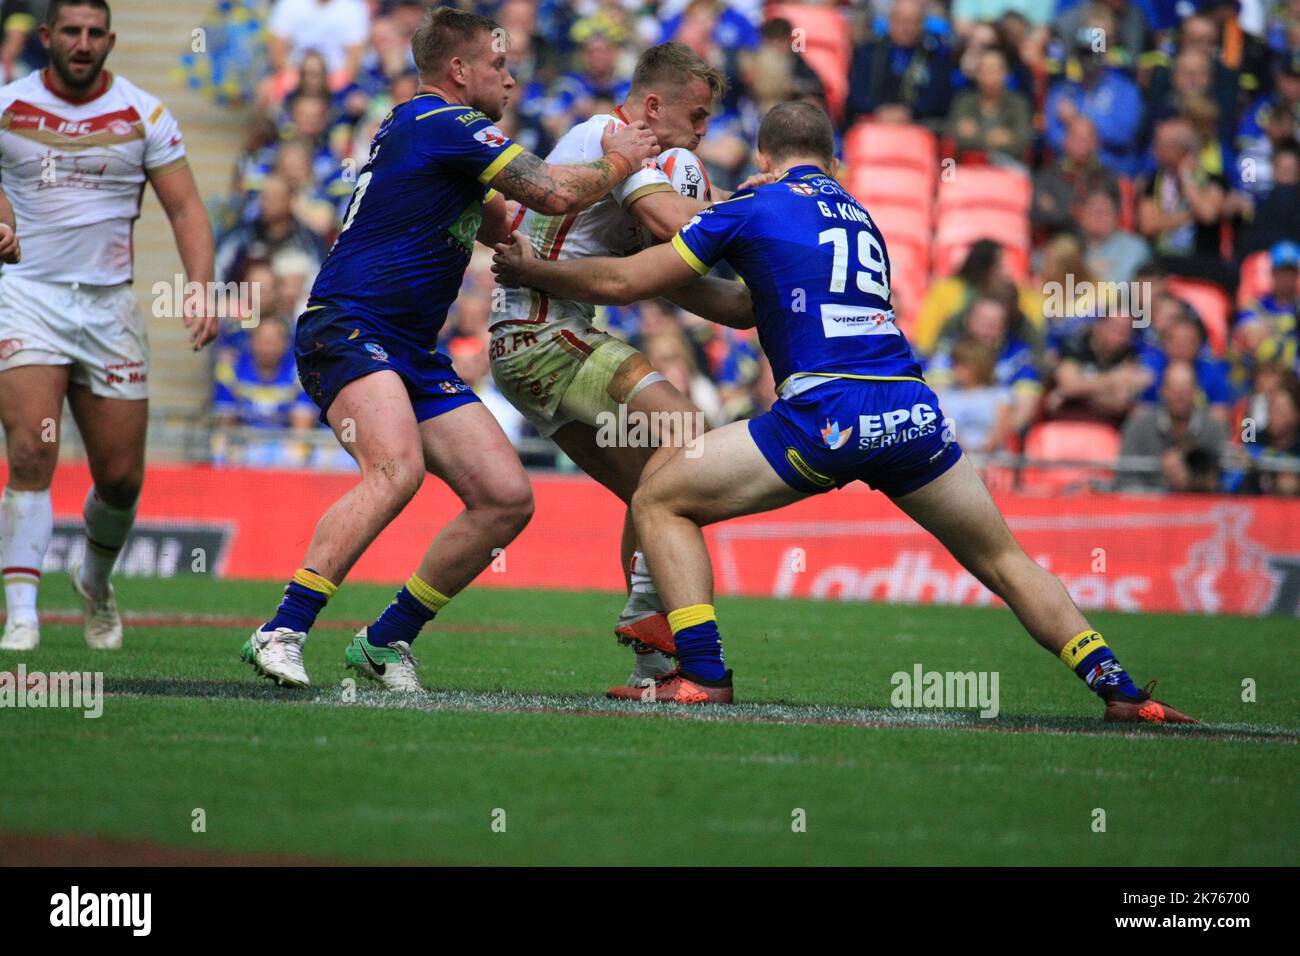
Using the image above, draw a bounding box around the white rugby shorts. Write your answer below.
[0,273,148,399]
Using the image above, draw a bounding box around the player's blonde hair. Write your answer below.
[630,42,727,102]
[411,7,499,79]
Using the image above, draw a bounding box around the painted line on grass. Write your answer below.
[16,611,1294,743]
[96,677,1299,744]
[25,610,589,639]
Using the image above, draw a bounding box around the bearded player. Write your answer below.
[239,7,660,691]
[491,42,754,694]
[494,101,1194,723]
[0,0,218,653]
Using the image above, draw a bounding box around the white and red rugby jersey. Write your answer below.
[0,69,187,286]
[496,106,677,336]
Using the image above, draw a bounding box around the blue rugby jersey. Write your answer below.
[670,164,924,396]
[305,94,523,348]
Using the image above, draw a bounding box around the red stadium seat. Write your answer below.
[1167,277,1230,357]
[844,122,938,176]
[801,46,849,125]
[1020,421,1122,493]
[766,4,851,121]
[883,237,929,334]
[1236,250,1273,308]
[936,166,1032,216]
[861,200,932,250]
[847,164,934,217]
[935,208,1030,255]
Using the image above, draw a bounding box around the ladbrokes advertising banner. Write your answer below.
[18,463,1300,617]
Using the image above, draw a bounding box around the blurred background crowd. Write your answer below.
[4,0,1297,494]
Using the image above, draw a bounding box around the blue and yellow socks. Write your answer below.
[266,568,337,634]
[1060,629,1141,699]
[266,570,450,646]
[668,604,727,681]
[367,574,450,647]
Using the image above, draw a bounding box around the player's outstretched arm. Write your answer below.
[664,277,755,330]
[488,121,658,217]
[149,163,218,351]
[493,230,695,306]
[0,187,20,264]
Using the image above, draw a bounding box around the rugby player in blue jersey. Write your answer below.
[493,102,1194,722]
[241,7,659,691]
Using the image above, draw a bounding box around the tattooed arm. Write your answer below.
[487,121,659,217]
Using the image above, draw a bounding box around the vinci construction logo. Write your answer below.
[44,520,232,579]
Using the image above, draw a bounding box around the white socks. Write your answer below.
[629,550,657,595]
[2,487,53,626]
[620,550,664,621]
[80,487,137,599]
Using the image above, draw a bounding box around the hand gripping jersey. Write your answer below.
[0,69,187,286]
[488,110,682,430]
[494,108,676,342]
[670,165,925,399]
[305,93,523,349]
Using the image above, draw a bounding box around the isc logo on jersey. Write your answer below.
[473,125,508,148]
[858,403,938,450]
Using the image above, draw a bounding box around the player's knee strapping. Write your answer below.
[667,603,726,681]
[1060,629,1140,698]
[267,568,338,635]
[367,574,450,647]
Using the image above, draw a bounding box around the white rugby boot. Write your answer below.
[242,626,310,687]
[0,618,40,651]
[68,561,123,650]
[343,628,424,693]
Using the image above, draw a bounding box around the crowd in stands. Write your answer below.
[13,0,1297,492]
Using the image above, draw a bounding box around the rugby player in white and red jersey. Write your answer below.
[491,42,756,694]
[0,0,218,652]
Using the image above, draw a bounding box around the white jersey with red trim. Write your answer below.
[0,69,187,286]
[495,110,676,337]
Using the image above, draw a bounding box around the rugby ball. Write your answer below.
[658,147,712,202]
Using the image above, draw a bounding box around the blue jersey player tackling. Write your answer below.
[493,101,1194,723]
[241,7,659,691]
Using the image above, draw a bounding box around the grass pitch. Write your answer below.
[1,577,1296,865]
